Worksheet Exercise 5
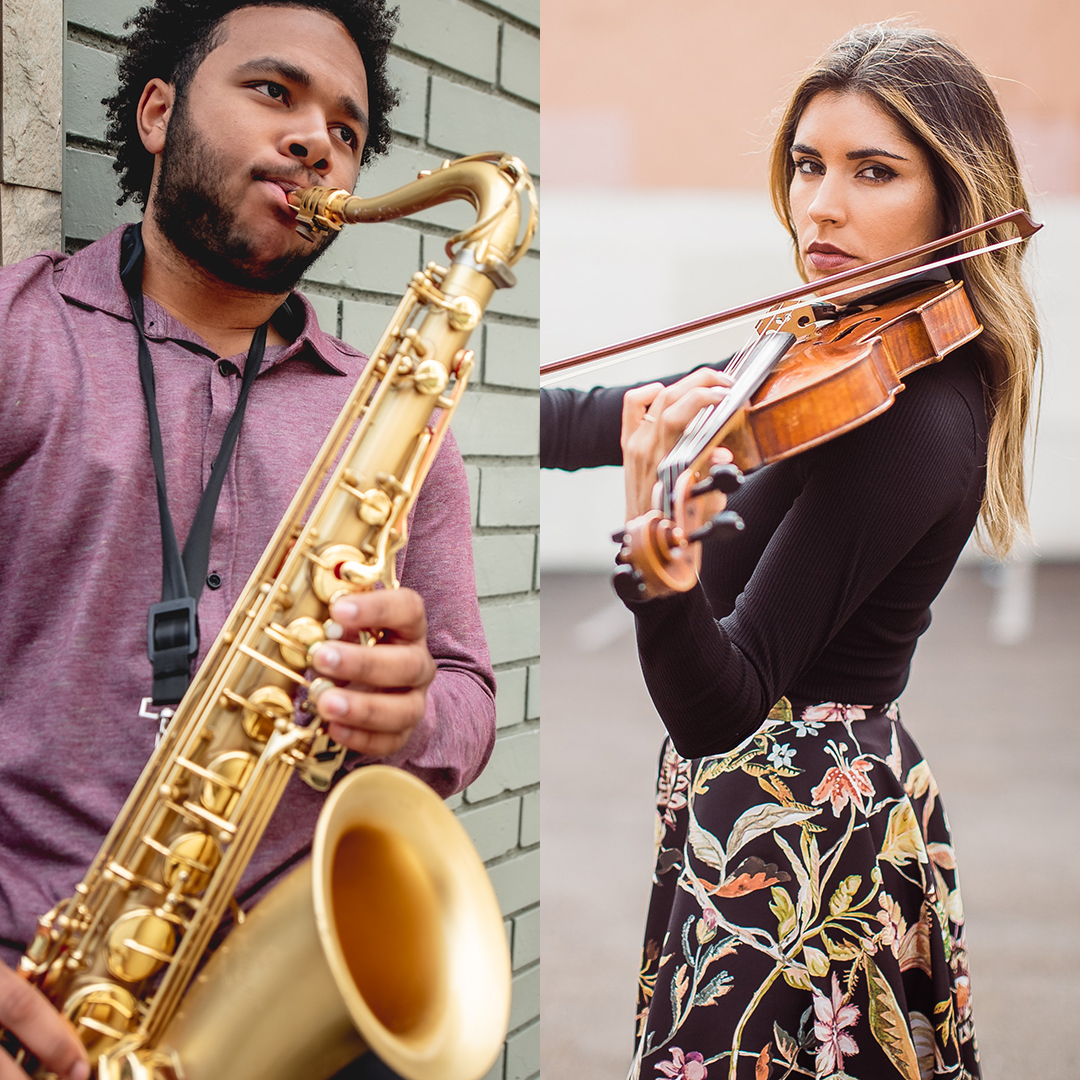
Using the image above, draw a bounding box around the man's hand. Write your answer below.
[309,588,436,757]
[621,368,733,520]
[0,963,89,1080]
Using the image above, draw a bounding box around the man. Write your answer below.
[0,3,495,1078]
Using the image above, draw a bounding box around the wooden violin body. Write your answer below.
[615,279,983,600]
[720,280,980,472]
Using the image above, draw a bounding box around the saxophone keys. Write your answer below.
[200,751,256,816]
[105,910,177,982]
[271,616,326,669]
[413,358,448,396]
[64,982,139,1063]
[162,832,222,895]
[241,686,294,742]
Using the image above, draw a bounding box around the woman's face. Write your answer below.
[788,90,946,293]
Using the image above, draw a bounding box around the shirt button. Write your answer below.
[218,360,237,377]
[206,573,223,590]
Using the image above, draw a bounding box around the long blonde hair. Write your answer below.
[768,23,1040,557]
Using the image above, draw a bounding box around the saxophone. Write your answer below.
[1,152,538,1080]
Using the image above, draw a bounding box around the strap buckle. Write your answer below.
[147,598,198,706]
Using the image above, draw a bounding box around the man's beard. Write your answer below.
[152,98,338,294]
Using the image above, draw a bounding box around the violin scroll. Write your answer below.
[613,463,746,601]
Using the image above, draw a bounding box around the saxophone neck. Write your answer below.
[287,153,537,285]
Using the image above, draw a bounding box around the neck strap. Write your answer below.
[120,223,270,705]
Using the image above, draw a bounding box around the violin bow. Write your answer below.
[540,208,1041,385]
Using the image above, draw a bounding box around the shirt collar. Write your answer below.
[56,224,364,375]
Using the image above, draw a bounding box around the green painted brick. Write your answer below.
[386,55,427,141]
[473,534,536,598]
[526,663,539,719]
[458,798,520,862]
[505,1018,539,1080]
[340,297,398,356]
[479,466,538,529]
[486,847,539,917]
[63,148,140,243]
[64,41,118,143]
[519,790,538,847]
[508,965,539,1031]
[500,25,539,105]
[396,0,499,83]
[303,219,419,293]
[466,726,538,800]
[428,78,539,169]
[300,291,339,336]
[485,323,538,390]
[511,905,539,969]
[479,597,539,667]
[494,665,527,729]
[486,0,539,28]
[452,389,538,457]
[67,0,137,38]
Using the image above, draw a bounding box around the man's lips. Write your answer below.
[256,177,304,214]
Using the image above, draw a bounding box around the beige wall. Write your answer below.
[543,0,1080,194]
[1,0,63,262]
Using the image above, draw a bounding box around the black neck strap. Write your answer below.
[121,224,270,705]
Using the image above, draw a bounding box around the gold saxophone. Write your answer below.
[1,152,538,1080]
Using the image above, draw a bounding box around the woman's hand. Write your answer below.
[621,368,733,520]
[309,588,436,757]
[0,962,89,1080]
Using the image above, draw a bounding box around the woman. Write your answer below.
[541,23,1038,1080]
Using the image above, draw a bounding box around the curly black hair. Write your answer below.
[103,0,400,206]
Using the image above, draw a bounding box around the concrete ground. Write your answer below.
[541,562,1080,1080]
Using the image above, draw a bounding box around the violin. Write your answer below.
[540,210,1042,602]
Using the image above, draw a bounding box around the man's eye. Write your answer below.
[336,126,359,148]
[254,82,287,101]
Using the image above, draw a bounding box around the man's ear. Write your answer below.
[136,78,175,155]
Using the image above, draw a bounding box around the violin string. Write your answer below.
[540,234,1025,387]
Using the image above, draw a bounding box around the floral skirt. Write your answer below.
[630,700,979,1080]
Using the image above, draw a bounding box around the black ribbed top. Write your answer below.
[541,343,988,758]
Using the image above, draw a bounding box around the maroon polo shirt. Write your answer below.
[0,226,495,958]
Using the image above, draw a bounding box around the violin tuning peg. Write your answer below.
[690,463,744,498]
[688,510,745,544]
[612,566,647,603]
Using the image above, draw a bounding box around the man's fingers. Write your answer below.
[0,967,89,1080]
[329,588,427,643]
[310,640,435,690]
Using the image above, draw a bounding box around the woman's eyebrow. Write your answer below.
[790,141,909,162]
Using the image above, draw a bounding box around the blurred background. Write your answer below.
[540,1,1080,1077]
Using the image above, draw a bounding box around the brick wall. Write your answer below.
[59,0,540,1076]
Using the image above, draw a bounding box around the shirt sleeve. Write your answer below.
[370,429,496,797]
[626,372,983,758]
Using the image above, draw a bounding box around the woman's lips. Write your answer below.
[805,248,858,272]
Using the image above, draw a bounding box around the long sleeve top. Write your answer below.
[541,343,988,758]
[0,227,495,957]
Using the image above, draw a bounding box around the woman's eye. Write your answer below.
[859,164,895,181]
[793,158,823,176]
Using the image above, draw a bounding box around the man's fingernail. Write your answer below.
[71,1062,91,1080]
[333,598,359,621]
[314,644,341,671]
[321,691,348,718]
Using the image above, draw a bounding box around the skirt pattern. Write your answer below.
[630,699,979,1080]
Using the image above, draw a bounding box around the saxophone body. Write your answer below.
[1,152,538,1080]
